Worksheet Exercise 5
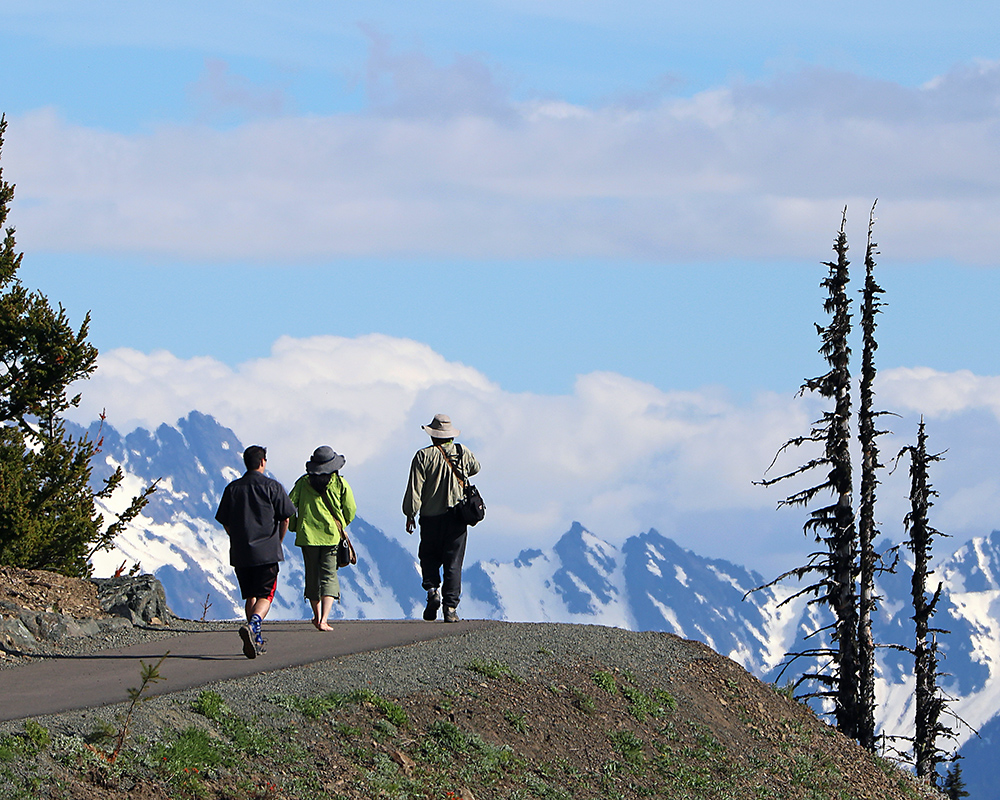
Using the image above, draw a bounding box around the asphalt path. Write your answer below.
[0,619,496,722]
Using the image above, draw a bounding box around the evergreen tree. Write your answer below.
[897,419,954,783]
[856,202,889,751]
[943,762,969,799]
[0,114,154,577]
[757,209,860,737]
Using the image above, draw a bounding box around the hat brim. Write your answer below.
[422,425,459,438]
[306,454,346,474]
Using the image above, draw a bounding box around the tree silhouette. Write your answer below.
[757,209,860,737]
[896,419,955,783]
[856,202,891,751]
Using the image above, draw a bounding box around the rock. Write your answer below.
[0,616,38,654]
[18,610,70,641]
[17,609,107,641]
[96,616,133,635]
[93,574,175,626]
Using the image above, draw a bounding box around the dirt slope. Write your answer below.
[0,569,942,799]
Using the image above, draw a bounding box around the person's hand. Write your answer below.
[405,516,416,534]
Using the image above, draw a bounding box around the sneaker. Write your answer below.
[239,624,257,659]
[255,635,267,656]
[423,588,441,621]
[443,606,459,623]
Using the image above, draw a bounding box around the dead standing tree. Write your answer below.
[757,209,861,738]
[895,419,955,784]
[856,202,891,752]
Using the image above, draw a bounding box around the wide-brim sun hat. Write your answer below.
[422,413,460,439]
[306,446,346,474]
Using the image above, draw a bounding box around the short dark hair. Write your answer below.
[243,445,267,470]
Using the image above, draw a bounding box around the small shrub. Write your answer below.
[570,688,596,714]
[427,720,467,753]
[592,670,617,694]
[467,657,520,681]
[267,691,349,719]
[652,688,677,712]
[352,688,409,728]
[504,710,528,733]
[621,684,658,721]
[608,730,646,766]
[191,690,226,721]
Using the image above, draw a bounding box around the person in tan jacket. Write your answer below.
[403,414,480,622]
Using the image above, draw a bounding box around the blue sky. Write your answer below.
[2,2,999,572]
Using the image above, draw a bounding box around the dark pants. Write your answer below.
[418,511,468,608]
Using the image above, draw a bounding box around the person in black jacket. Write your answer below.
[215,445,294,658]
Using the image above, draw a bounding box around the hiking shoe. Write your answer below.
[423,588,441,621]
[443,606,459,623]
[239,624,257,659]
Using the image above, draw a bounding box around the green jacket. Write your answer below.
[290,473,357,547]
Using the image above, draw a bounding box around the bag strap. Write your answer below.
[434,442,468,488]
[317,479,347,539]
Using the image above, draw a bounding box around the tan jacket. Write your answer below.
[403,441,480,519]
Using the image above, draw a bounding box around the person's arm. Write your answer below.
[464,447,481,478]
[402,453,424,533]
[275,483,295,543]
[340,478,357,527]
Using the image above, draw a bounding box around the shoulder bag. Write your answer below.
[435,443,486,527]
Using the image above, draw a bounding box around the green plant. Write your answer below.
[191,690,226,721]
[570,688,595,714]
[621,684,659,721]
[427,720,468,753]
[652,688,677,712]
[0,720,52,763]
[466,657,521,681]
[268,690,350,719]
[591,670,617,694]
[352,688,409,728]
[86,653,167,764]
[608,730,646,766]
[504,710,528,733]
[151,727,228,799]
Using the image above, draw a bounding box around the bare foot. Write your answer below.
[317,621,334,631]
[311,619,322,630]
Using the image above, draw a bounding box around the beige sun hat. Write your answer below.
[421,413,460,439]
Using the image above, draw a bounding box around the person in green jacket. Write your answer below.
[289,446,357,631]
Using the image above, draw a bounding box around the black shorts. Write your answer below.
[234,563,279,600]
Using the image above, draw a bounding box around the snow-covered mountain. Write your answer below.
[78,412,1000,796]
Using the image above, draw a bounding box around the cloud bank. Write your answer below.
[68,335,1000,574]
[6,53,1000,266]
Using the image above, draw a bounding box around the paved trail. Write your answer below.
[0,619,495,722]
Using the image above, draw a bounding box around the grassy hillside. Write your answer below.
[0,571,942,799]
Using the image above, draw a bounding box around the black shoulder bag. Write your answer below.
[435,443,486,527]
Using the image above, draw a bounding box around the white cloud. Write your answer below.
[879,367,1000,419]
[7,57,1000,265]
[66,335,1000,572]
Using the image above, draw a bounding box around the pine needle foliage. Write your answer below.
[943,762,970,799]
[0,114,156,577]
